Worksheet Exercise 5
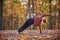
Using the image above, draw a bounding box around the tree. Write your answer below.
[0,0,3,30]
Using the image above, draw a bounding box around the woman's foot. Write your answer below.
[17,31,22,34]
[18,32,27,35]
[19,32,22,34]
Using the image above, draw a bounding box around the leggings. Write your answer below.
[18,18,34,32]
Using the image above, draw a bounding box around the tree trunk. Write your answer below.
[0,0,3,30]
[58,0,60,29]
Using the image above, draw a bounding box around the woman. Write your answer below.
[18,14,50,34]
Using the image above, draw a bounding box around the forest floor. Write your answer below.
[0,30,60,40]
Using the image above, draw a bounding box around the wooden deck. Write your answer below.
[0,30,60,40]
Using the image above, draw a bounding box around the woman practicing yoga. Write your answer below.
[18,14,50,34]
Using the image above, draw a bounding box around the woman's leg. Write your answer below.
[18,18,34,32]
